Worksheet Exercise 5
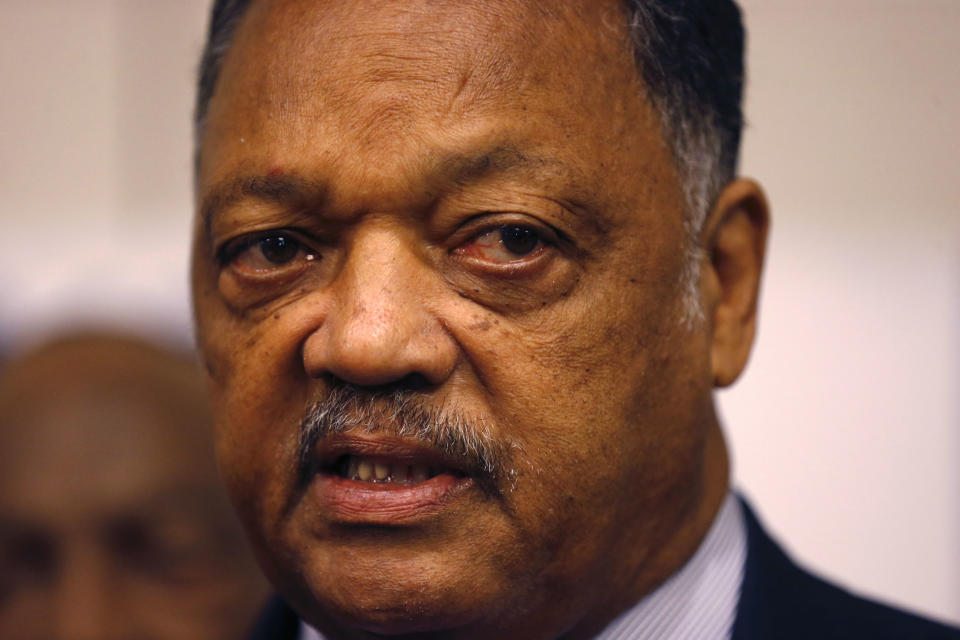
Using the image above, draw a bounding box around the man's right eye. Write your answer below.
[219,231,318,275]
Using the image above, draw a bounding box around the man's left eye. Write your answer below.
[461,225,545,263]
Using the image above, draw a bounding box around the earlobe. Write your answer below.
[701,178,770,387]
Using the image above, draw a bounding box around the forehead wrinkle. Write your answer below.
[253,0,583,125]
[210,0,644,172]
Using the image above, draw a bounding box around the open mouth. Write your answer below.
[306,436,476,523]
[311,460,471,523]
[332,455,466,485]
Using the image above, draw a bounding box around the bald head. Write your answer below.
[0,333,267,640]
[1,335,209,462]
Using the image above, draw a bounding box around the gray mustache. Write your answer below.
[297,383,514,488]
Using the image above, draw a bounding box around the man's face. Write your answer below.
[0,343,267,640]
[193,0,722,637]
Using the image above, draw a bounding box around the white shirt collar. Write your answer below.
[300,493,746,640]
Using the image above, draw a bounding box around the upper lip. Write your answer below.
[313,434,473,476]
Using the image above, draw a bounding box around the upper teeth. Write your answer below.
[341,456,436,484]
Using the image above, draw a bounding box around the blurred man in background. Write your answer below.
[0,332,269,640]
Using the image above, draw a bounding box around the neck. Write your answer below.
[565,414,731,640]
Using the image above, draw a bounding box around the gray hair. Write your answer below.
[194,0,745,321]
[297,382,518,494]
[624,1,744,321]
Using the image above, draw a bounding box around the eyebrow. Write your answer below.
[199,145,573,235]
[200,173,329,238]
[440,145,563,185]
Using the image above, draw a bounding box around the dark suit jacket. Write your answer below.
[732,500,958,639]
[248,498,960,639]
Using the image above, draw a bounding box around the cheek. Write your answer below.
[457,256,708,524]
[202,301,327,531]
[202,287,329,403]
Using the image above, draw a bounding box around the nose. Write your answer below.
[53,547,131,640]
[302,226,458,388]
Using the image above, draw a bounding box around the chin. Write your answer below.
[278,543,510,638]
[306,579,494,638]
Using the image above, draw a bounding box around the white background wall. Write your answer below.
[730,0,959,624]
[0,0,957,626]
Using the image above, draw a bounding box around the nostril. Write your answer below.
[322,372,432,395]
[362,372,432,395]
[393,373,431,392]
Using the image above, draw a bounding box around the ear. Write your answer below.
[700,178,770,388]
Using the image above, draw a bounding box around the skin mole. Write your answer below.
[469,317,493,331]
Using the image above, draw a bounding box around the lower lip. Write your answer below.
[310,473,472,524]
